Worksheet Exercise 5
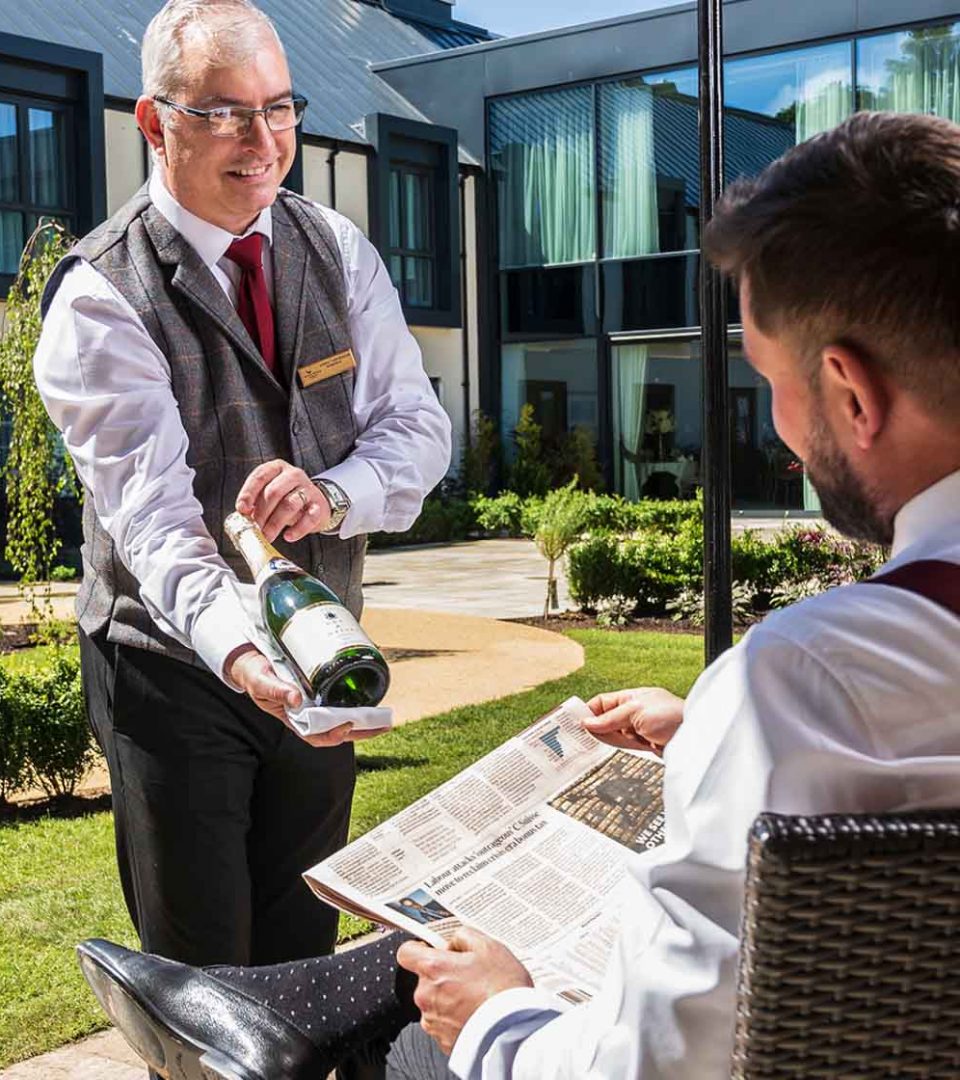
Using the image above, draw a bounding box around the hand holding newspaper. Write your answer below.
[304,697,664,1006]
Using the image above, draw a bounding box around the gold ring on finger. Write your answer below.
[293,486,309,513]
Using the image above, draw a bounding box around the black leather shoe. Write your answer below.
[77,939,333,1080]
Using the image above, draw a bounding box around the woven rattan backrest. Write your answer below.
[732,811,960,1079]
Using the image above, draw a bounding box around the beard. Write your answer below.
[804,415,894,546]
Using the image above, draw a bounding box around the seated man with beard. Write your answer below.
[76,110,960,1080]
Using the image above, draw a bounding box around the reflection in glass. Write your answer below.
[612,342,698,501]
[388,171,401,248]
[0,103,16,204]
[403,256,433,308]
[387,165,434,308]
[612,340,819,510]
[502,265,593,338]
[501,340,599,457]
[29,109,62,208]
[724,41,852,188]
[602,68,701,256]
[599,82,658,259]
[603,253,700,333]
[402,172,430,252]
[489,87,595,269]
[858,23,960,121]
[0,210,23,275]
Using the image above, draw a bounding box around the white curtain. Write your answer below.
[601,83,659,259]
[614,345,649,502]
[887,30,960,121]
[491,88,596,268]
[795,72,851,142]
[28,109,60,208]
[795,61,852,510]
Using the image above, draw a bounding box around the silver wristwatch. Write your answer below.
[313,477,351,533]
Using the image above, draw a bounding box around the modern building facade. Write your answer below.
[1,0,959,516]
[378,0,960,513]
[0,0,492,469]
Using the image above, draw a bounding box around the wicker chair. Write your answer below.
[732,811,960,1079]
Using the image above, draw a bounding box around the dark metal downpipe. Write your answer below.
[698,0,733,662]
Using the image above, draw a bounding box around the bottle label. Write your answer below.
[254,557,299,589]
[279,603,374,681]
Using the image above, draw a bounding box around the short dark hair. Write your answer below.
[704,111,960,421]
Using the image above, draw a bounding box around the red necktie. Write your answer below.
[225,234,276,373]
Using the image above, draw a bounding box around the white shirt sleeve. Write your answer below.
[316,209,452,538]
[33,260,252,682]
[451,618,880,1080]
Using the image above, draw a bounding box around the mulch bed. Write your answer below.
[507,611,704,635]
[0,623,38,652]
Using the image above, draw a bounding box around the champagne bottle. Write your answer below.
[224,511,390,708]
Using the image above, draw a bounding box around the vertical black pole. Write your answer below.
[698,0,733,662]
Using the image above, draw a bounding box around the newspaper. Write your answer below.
[303,697,664,1006]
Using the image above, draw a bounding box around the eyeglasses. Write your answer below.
[154,95,308,138]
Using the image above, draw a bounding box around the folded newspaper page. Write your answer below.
[303,696,664,1006]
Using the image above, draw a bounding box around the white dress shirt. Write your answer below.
[34,172,451,683]
[451,469,960,1080]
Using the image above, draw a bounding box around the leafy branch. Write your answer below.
[0,218,77,620]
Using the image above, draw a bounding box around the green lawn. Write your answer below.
[0,628,704,1068]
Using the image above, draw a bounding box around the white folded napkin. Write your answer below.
[228,581,394,738]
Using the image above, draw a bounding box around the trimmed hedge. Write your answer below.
[0,650,94,801]
[368,495,477,548]
[568,521,885,614]
[472,491,702,539]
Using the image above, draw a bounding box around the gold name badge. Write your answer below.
[298,349,357,388]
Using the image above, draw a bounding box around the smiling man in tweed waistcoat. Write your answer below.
[33,0,451,989]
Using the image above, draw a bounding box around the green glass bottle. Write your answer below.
[224,512,390,708]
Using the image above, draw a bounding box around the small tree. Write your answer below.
[0,219,76,619]
[509,404,551,496]
[535,478,588,618]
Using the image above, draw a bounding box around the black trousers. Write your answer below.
[79,629,355,967]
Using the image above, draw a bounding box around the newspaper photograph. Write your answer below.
[303,697,665,1006]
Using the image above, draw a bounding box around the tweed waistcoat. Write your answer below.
[42,187,365,664]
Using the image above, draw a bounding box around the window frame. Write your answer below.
[365,112,461,328]
[0,32,104,297]
[388,158,437,309]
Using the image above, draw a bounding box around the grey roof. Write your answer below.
[0,0,489,145]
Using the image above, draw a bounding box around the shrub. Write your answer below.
[459,410,501,496]
[7,651,94,798]
[556,426,603,492]
[471,491,526,536]
[568,515,883,617]
[469,491,703,540]
[0,669,29,802]
[508,404,551,497]
[49,564,77,582]
[369,494,476,549]
[666,581,758,628]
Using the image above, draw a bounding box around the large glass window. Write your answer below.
[599,67,699,259]
[501,340,599,455]
[724,41,853,186]
[0,98,72,276]
[388,164,435,309]
[612,341,702,501]
[611,340,819,510]
[489,87,596,269]
[858,22,960,121]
